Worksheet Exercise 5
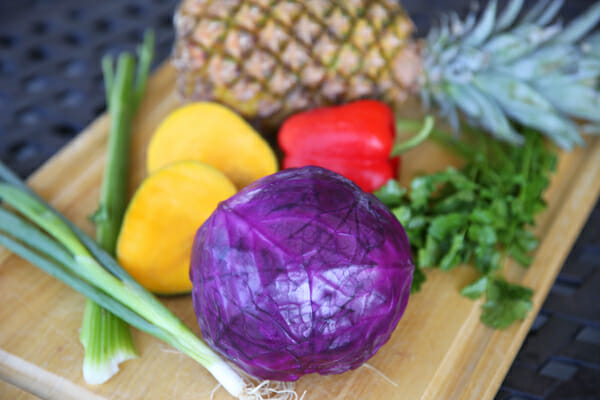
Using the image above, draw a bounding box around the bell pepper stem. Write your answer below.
[391,115,435,156]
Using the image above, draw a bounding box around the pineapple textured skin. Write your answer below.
[173,0,422,130]
[174,0,600,148]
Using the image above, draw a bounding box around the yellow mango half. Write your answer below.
[146,102,278,188]
[117,161,236,294]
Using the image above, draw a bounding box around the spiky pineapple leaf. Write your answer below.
[474,72,583,149]
[538,84,600,122]
[536,0,564,26]
[520,0,554,24]
[421,0,600,149]
[583,32,600,57]
[463,0,497,47]
[447,81,523,144]
[557,3,600,44]
[505,44,577,80]
[495,0,524,32]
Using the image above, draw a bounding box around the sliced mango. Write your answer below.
[147,102,278,189]
[117,160,236,294]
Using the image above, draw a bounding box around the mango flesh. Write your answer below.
[116,161,236,294]
[147,102,278,189]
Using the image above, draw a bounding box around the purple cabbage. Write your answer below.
[190,166,414,381]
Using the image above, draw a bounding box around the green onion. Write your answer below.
[0,174,248,398]
[0,30,293,396]
[79,301,136,383]
[78,30,155,384]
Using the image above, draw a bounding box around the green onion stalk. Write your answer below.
[78,31,155,385]
[0,31,299,399]
[0,167,249,397]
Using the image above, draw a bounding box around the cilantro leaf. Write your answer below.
[461,276,489,299]
[480,279,533,329]
[439,232,465,270]
[429,213,466,240]
[411,265,426,293]
[374,179,406,207]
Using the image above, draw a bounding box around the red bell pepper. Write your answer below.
[278,100,433,192]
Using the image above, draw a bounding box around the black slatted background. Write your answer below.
[0,1,598,399]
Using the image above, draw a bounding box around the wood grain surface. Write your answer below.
[1,64,599,400]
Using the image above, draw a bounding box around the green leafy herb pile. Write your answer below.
[375,130,557,329]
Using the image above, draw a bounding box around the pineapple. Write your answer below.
[173,0,600,149]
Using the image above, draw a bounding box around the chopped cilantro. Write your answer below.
[480,279,533,329]
[375,130,556,329]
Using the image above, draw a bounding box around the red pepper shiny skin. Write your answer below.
[278,100,399,192]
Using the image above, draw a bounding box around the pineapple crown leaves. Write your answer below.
[420,0,600,149]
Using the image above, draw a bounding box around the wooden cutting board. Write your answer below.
[1,64,599,400]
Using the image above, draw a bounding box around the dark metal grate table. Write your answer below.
[0,1,598,399]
